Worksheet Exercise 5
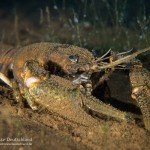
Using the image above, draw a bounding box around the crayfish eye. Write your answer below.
[69,55,79,63]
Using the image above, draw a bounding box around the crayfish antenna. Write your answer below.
[94,47,150,71]
[95,48,112,62]
[116,48,134,56]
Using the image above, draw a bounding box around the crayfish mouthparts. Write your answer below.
[72,72,91,85]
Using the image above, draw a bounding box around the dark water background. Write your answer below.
[0,0,149,51]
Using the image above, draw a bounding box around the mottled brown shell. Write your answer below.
[130,61,150,130]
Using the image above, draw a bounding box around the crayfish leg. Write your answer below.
[130,61,150,131]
